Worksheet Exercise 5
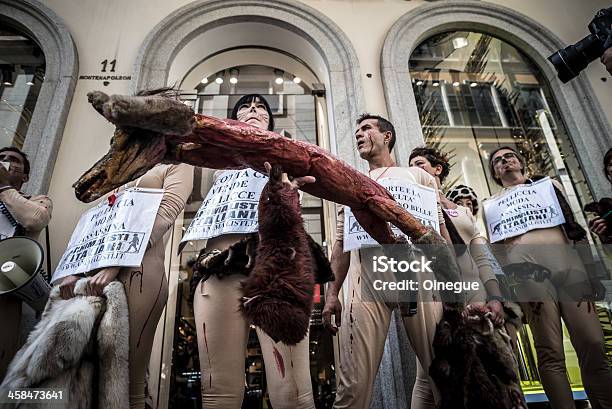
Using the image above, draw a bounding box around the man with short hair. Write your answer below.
[0,146,53,379]
[0,146,52,240]
[322,114,449,409]
[485,146,612,409]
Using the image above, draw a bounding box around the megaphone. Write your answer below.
[0,236,50,312]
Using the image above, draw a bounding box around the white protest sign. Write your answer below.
[343,177,439,252]
[483,177,565,243]
[52,188,164,283]
[0,202,17,240]
[181,169,268,242]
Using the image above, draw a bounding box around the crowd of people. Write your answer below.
[0,91,611,409]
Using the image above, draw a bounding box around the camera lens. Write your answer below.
[548,33,605,83]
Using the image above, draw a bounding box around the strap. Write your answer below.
[45,226,52,283]
[0,201,18,228]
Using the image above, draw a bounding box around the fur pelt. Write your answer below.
[430,303,527,409]
[0,278,129,409]
[240,164,315,345]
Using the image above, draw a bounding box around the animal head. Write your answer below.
[258,164,301,233]
[73,127,167,202]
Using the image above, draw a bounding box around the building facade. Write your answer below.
[1,0,611,407]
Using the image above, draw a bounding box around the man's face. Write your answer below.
[456,198,474,214]
[409,155,441,178]
[236,98,270,130]
[355,118,389,159]
[0,150,28,188]
[491,148,522,181]
[606,157,612,183]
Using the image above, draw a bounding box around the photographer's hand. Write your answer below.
[601,48,612,75]
[590,216,611,243]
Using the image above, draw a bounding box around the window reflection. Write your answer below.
[410,30,611,402]
[0,26,45,148]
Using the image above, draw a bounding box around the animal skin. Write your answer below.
[74,90,463,301]
[240,164,314,345]
[430,304,527,409]
[0,279,129,409]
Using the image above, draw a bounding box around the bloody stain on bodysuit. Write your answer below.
[272,346,285,378]
[129,269,143,293]
[202,322,212,387]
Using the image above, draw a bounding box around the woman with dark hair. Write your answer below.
[191,94,316,409]
[485,146,612,409]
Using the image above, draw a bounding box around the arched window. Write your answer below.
[181,63,317,145]
[410,31,594,236]
[410,30,605,402]
[0,26,45,149]
[165,58,333,408]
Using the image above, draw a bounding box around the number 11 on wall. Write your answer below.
[100,59,117,72]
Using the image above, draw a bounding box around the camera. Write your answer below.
[548,7,612,83]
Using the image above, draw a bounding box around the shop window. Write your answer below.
[410,30,611,403]
[163,64,335,409]
[0,27,45,148]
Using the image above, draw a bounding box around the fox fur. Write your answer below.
[0,278,129,409]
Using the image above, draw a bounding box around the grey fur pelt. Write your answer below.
[0,278,129,409]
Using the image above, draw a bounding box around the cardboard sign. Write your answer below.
[52,188,163,283]
[181,169,268,242]
[343,177,439,252]
[483,177,565,243]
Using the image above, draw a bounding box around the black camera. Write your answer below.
[548,7,612,83]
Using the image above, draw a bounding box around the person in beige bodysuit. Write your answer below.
[58,163,194,409]
[322,114,451,409]
[409,148,505,314]
[0,147,53,380]
[487,146,612,409]
[409,147,512,399]
[192,94,316,409]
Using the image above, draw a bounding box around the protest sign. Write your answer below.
[52,188,163,283]
[344,177,439,251]
[181,169,268,242]
[483,177,565,243]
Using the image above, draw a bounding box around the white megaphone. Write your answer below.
[0,236,50,312]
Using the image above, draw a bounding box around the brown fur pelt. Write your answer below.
[429,304,527,409]
[239,164,315,345]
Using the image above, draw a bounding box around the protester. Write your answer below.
[57,162,193,409]
[409,147,504,321]
[0,146,53,379]
[446,184,480,216]
[485,146,612,409]
[190,94,318,409]
[322,114,446,409]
